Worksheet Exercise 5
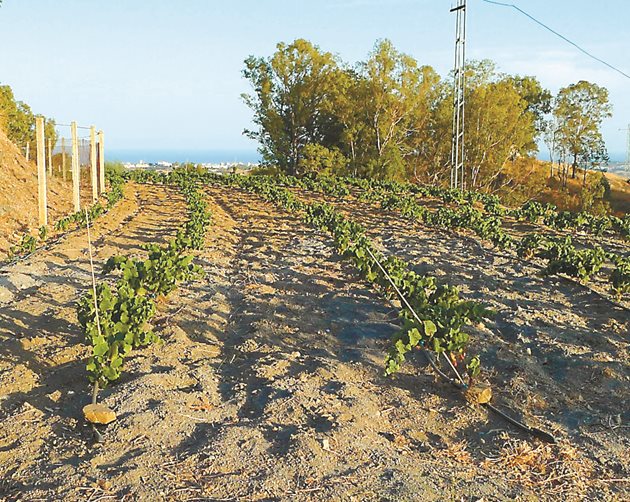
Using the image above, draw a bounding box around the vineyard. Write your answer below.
[0,167,628,500]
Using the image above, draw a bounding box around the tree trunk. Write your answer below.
[582,164,587,186]
[562,162,568,189]
[290,137,298,176]
[571,154,578,179]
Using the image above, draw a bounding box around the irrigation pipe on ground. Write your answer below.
[364,246,558,444]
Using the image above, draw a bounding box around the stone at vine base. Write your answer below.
[83,404,117,424]
[465,384,493,404]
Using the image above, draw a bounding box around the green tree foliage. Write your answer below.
[350,40,441,180]
[408,80,452,184]
[508,75,552,139]
[242,39,344,175]
[243,38,615,202]
[298,143,348,176]
[0,84,35,147]
[464,61,540,188]
[580,172,611,215]
[0,84,57,153]
[553,80,612,179]
[44,117,58,151]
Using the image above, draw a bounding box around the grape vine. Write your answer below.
[77,169,209,394]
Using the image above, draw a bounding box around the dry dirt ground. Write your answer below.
[0,182,628,501]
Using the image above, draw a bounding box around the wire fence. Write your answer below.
[18,131,95,171]
[48,136,93,179]
[4,118,107,225]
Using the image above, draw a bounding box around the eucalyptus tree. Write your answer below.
[242,39,344,175]
[0,84,35,149]
[553,80,612,179]
[351,40,440,180]
[463,61,539,189]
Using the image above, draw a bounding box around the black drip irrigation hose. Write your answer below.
[364,246,558,444]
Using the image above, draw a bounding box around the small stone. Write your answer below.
[47,390,62,403]
[321,438,330,451]
[83,404,117,425]
[465,384,493,404]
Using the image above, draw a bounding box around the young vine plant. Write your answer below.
[77,171,208,393]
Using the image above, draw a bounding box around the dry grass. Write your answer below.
[498,157,630,216]
[435,440,473,463]
[483,437,592,498]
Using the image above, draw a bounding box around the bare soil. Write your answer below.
[0,183,628,501]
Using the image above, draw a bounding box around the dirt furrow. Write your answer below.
[0,183,188,498]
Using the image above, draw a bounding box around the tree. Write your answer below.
[351,40,440,180]
[508,75,552,141]
[462,61,539,188]
[581,134,608,186]
[581,171,611,215]
[553,80,612,180]
[543,109,560,180]
[298,143,348,175]
[1,84,60,164]
[242,39,344,175]
[0,85,35,148]
[44,117,58,152]
[408,80,452,184]
[329,68,366,176]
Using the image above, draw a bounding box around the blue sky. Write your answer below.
[0,0,628,160]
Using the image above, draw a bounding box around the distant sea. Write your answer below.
[107,149,260,164]
[107,149,629,178]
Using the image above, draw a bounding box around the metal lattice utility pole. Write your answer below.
[450,0,466,190]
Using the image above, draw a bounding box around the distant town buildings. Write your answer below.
[122,160,257,172]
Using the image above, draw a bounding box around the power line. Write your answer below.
[480,0,630,80]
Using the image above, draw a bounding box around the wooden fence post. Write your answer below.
[61,137,67,181]
[36,117,48,227]
[72,121,80,212]
[25,142,30,161]
[98,130,105,193]
[47,137,52,176]
[90,126,98,202]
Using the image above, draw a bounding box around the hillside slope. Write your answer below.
[0,180,627,500]
[0,129,77,256]
[535,161,630,216]
[604,171,630,214]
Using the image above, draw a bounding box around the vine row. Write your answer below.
[77,171,210,397]
[213,173,491,379]
[268,173,629,300]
